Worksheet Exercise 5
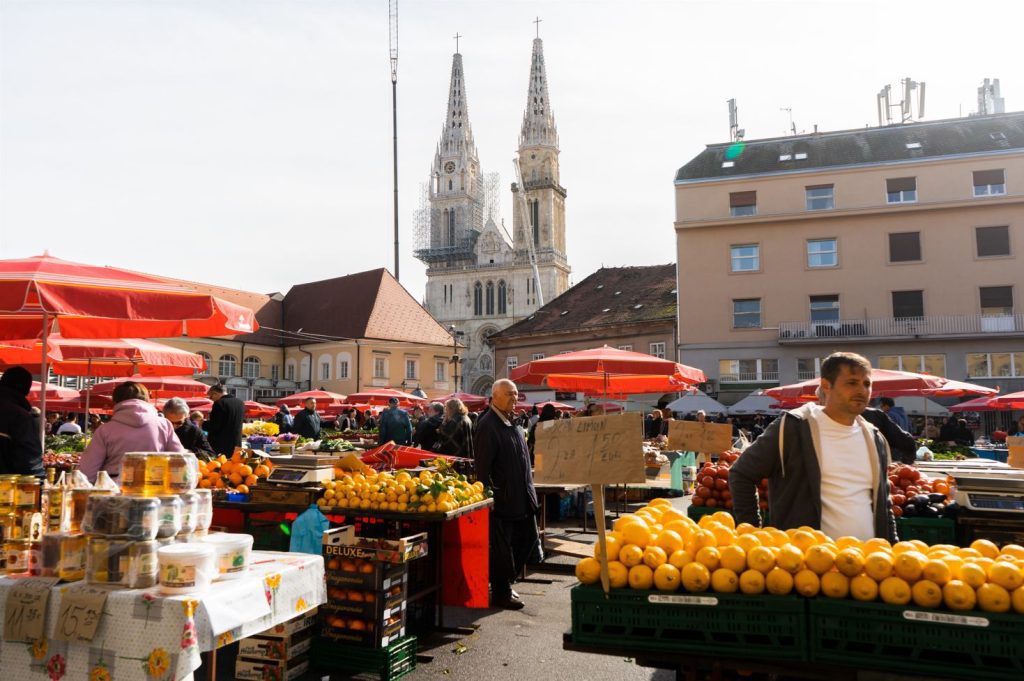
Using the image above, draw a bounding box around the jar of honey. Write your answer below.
[168,453,198,493]
[0,513,20,541]
[15,475,41,511]
[0,475,18,507]
[42,486,67,533]
[58,534,87,582]
[120,453,148,494]
[4,539,31,574]
[69,488,112,533]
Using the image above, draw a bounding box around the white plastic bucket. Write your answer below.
[203,532,254,580]
[157,542,216,594]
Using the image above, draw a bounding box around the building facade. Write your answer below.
[416,38,571,397]
[675,112,1024,404]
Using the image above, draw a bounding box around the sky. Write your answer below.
[2,0,1021,303]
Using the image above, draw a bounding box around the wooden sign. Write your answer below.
[534,412,645,485]
[4,577,59,642]
[52,583,112,643]
[667,420,733,454]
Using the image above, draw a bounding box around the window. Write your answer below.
[320,361,330,381]
[338,360,349,380]
[506,356,518,376]
[732,299,761,329]
[243,356,260,379]
[447,209,456,245]
[617,345,633,351]
[729,191,757,217]
[218,354,236,377]
[967,352,1024,378]
[889,231,921,262]
[805,184,834,211]
[531,200,540,245]
[531,353,545,360]
[878,354,946,376]
[650,342,666,359]
[973,169,1006,197]
[270,365,279,382]
[473,282,482,316]
[976,226,1011,257]
[373,357,387,379]
[485,282,495,316]
[435,361,446,382]
[809,295,840,323]
[892,290,924,319]
[197,352,211,375]
[719,358,779,383]
[285,362,295,381]
[796,357,821,380]
[730,244,760,272]
[405,359,418,380]
[498,280,508,315]
[980,286,1013,316]
[886,177,917,204]
[807,238,838,268]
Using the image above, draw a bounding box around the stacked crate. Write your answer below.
[235,609,318,681]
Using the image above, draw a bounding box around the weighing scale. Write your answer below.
[265,454,341,486]
[951,473,1024,513]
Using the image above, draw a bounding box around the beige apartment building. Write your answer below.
[675,112,1024,403]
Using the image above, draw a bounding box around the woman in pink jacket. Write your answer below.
[79,382,185,483]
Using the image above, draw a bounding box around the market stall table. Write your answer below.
[0,551,324,681]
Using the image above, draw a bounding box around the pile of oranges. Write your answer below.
[198,452,273,494]
[575,498,1024,614]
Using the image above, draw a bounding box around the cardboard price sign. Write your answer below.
[4,577,59,642]
[52,584,111,643]
[534,412,645,485]
[667,420,733,454]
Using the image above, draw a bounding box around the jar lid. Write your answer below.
[203,532,254,549]
[16,475,40,483]
[158,543,215,559]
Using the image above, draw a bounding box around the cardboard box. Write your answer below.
[326,562,407,591]
[318,613,406,648]
[324,592,406,621]
[237,627,313,661]
[259,609,318,639]
[322,525,428,564]
[234,654,308,681]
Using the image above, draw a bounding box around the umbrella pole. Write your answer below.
[39,313,49,450]
[84,359,92,428]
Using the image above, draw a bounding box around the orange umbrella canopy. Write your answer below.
[277,390,348,408]
[0,335,206,376]
[88,375,210,399]
[766,369,948,402]
[344,388,428,407]
[988,390,1024,410]
[27,381,80,402]
[509,345,705,396]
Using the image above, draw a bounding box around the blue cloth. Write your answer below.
[289,504,329,554]
[887,406,910,432]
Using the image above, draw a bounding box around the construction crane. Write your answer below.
[389,1,399,280]
[512,158,544,307]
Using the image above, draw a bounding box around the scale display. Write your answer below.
[268,468,308,482]
[967,494,1024,512]
[266,464,335,486]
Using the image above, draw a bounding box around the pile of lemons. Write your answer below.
[317,468,486,514]
[575,498,1024,614]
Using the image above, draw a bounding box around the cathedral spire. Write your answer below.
[519,38,558,148]
[438,52,476,159]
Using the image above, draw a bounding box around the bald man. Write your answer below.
[473,379,539,610]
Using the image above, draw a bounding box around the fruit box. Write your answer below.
[237,627,313,661]
[322,525,428,564]
[809,598,1024,681]
[325,586,407,621]
[570,585,808,661]
[258,609,319,639]
[310,634,417,681]
[896,517,956,545]
[234,653,309,681]
[326,561,408,592]
[318,611,406,648]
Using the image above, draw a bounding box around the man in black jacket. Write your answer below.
[205,384,244,456]
[163,397,215,459]
[473,379,538,610]
[862,406,917,464]
[0,367,44,477]
[412,402,444,452]
[292,398,321,440]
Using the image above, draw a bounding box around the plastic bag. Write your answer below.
[916,445,934,461]
[69,469,92,489]
[289,504,329,555]
[94,470,121,494]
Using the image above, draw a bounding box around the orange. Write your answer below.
[245,474,258,487]
[653,564,681,592]
[238,463,253,477]
[359,562,375,574]
[739,569,766,595]
[254,464,271,477]
[850,574,879,602]
[921,559,953,586]
[695,546,721,571]
[793,569,820,597]
[942,580,977,611]
[643,546,669,570]
[864,552,894,581]
[959,563,987,589]
[621,522,652,550]
[765,567,794,595]
[987,561,1024,591]
[236,484,249,495]
[893,551,928,582]
[719,545,747,573]
[607,561,629,589]
[834,548,865,578]
[804,545,836,576]
[711,568,739,593]
[228,472,243,486]
[619,544,644,568]
[575,557,601,585]
[879,576,912,605]
[654,530,685,555]
[231,451,243,464]
[820,571,850,599]
[976,583,1011,613]
[911,580,943,608]
[681,562,711,592]
[668,549,695,570]
[970,539,1000,560]
[198,478,212,489]
[221,461,234,475]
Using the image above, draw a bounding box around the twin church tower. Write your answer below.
[416,35,571,395]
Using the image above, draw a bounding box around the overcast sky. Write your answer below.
[2,0,1019,303]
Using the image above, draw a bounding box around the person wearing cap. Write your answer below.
[377,397,413,445]
[206,384,244,456]
[0,367,44,477]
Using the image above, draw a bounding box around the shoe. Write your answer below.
[510,589,521,599]
[492,595,525,610]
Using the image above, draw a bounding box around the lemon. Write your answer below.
[739,569,766,595]
[820,571,850,599]
[668,549,695,570]
[642,546,669,570]
[575,557,601,585]
[911,579,943,608]
[619,544,644,568]
[921,559,952,585]
[804,545,836,576]
[765,567,794,595]
[747,546,776,575]
[793,569,820,597]
[681,562,711,592]
[864,552,894,581]
[879,576,912,605]
[719,545,747,573]
[987,561,1024,591]
[654,530,685,555]
[1011,585,1024,614]
[653,563,681,592]
[607,561,629,589]
[711,568,739,593]
[850,574,879,602]
[594,535,622,562]
[942,580,977,611]
[628,564,655,590]
[893,551,928,582]
[776,544,805,574]
[621,522,653,549]
[970,539,1000,560]
[695,546,721,571]
[976,583,1011,613]
[959,562,987,589]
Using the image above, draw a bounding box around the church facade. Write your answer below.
[416,37,570,396]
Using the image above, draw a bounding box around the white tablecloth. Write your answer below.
[0,550,325,681]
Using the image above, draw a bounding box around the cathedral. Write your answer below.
[416,36,571,396]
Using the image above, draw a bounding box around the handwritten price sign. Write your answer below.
[534,412,645,485]
[667,420,733,454]
[4,577,59,642]
[52,584,111,643]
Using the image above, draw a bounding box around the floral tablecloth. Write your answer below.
[0,550,325,681]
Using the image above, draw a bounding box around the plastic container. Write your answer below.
[69,488,112,533]
[129,540,159,588]
[193,488,213,531]
[156,496,184,538]
[168,453,199,493]
[43,533,87,581]
[204,532,254,580]
[158,542,216,594]
[82,495,160,540]
[179,491,198,534]
[85,537,158,587]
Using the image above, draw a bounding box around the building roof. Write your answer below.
[491,265,676,341]
[676,111,1024,183]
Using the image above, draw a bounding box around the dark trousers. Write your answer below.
[489,515,540,598]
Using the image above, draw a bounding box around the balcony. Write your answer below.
[778,314,1024,343]
[720,372,780,384]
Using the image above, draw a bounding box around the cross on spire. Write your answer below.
[453,32,462,53]
[533,16,542,38]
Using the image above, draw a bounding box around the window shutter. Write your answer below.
[976,226,1010,257]
[886,177,916,192]
[892,290,924,318]
[973,169,1005,186]
[729,191,756,207]
[980,286,1013,309]
[889,232,921,262]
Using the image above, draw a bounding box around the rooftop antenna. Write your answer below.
[728,99,743,141]
[973,78,1005,116]
[780,107,796,135]
[877,78,925,125]
[389,0,399,280]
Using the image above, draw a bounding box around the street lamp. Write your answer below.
[448,325,465,392]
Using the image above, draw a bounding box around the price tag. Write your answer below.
[667,421,733,454]
[903,610,989,628]
[4,577,59,642]
[534,412,645,485]
[52,583,112,642]
[648,594,719,606]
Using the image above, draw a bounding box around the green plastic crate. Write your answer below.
[897,517,956,545]
[310,634,417,681]
[810,598,1024,680]
[247,518,291,552]
[570,585,808,661]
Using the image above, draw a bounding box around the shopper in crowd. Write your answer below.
[88,413,103,432]
[434,399,474,458]
[696,409,707,423]
[292,397,321,440]
[923,418,940,440]
[527,403,559,465]
[79,381,185,483]
[189,410,206,432]
[378,397,412,445]
[363,410,377,430]
[0,367,44,477]
[44,412,59,435]
[951,418,975,445]
[474,378,539,610]
[274,403,293,434]
[163,397,214,459]
[410,406,425,430]
[862,401,918,464]
[467,411,478,428]
[413,402,444,452]
[645,410,662,439]
[877,396,911,432]
[206,384,244,456]
[729,352,897,542]
[56,413,83,435]
[1014,415,1024,437]
[938,416,958,443]
[528,405,540,429]
[659,408,674,437]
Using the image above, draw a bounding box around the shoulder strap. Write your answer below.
[777,413,787,478]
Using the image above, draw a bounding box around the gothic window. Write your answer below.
[473,282,483,316]
[447,210,455,245]
[485,281,495,315]
[479,354,492,372]
[498,281,507,315]
[531,200,540,246]
[448,179,452,191]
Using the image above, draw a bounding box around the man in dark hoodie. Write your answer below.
[0,367,44,477]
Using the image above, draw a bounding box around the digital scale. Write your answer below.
[265,454,341,486]
[952,473,1024,513]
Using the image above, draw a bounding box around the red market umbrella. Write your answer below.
[987,391,1024,410]
[433,392,489,411]
[883,379,998,399]
[0,336,207,377]
[536,401,576,412]
[344,388,427,407]
[154,397,213,413]
[43,394,114,415]
[766,369,948,402]
[244,401,279,419]
[948,396,1004,413]
[276,390,347,408]
[28,381,80,402]
[89,375,210,399]
[510,346,705,397]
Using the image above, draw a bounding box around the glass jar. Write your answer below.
[168,453,197,493]
[69,488,112,533]
[42,486,67,533]
[58,534,87,582]
[179,491,199,534]
[4,539,31,574]
[193,488,213,531]
[144,454,171,496]
[86,536,132,585]
[156,496,184,539]
[15,476,41,511]
[120,453,148,495]
[129,540,159,588]
[0,512,20,541]
[0,475,18,507]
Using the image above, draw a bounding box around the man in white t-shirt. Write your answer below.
[730,352,897,542]
[56,414,83,435]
